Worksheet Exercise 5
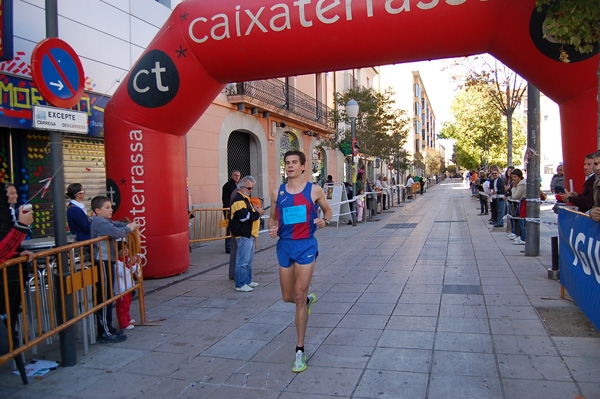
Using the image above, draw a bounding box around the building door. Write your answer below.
[227,130,251,180]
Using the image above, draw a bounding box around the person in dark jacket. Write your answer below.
[229,176,264,292]
[490,167,507,228]
[65,183,92,242]
[563,153,595,213]
[222,170,241,253]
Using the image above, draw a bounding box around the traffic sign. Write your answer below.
[31,38,84,109]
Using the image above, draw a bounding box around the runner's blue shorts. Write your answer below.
[276,237,319,268]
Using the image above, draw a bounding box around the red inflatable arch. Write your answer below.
[105,0,598,277]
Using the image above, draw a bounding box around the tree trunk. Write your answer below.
[506,108,514,166]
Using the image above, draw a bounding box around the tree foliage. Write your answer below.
[424,148,443,175]
[535,0,600,147]
[448,55,527,166]
[328,87,410,167]
[535,0,600,61]
[439,83,526,171]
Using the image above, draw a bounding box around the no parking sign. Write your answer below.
[31,38,84,109]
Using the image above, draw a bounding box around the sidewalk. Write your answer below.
[1,180,599,399]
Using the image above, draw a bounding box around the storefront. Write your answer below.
[0,73,108,238]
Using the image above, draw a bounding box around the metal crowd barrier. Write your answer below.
[0,235,146,377]
[189,208,231,243]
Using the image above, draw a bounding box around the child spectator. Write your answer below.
[356,189,365,222]
[114,242,140,330]
[90,195,139,343]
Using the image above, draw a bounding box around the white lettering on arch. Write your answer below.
[317,0,341,24]
[189,17,208,43]
[245,7,269,35]
[417,0,439,10]
[270,4,291,31]
[385,0,410,14]
[211,14,231,41]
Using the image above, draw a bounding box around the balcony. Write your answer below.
[226,80,335,133]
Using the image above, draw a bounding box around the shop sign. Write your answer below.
[0,74,107,137]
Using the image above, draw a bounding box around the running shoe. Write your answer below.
[292,350,307,373]
[307,293,317,316]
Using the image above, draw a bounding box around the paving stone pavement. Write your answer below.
[1,180,599,399]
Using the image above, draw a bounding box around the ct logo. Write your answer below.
[127,49,179,108]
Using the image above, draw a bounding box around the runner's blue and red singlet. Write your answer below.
[276,182,318,240]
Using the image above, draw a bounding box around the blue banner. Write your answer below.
[558,208,600,330]
[0,74,107,137]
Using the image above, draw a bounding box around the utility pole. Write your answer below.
[525,83,540,256]
[46,0,77,367]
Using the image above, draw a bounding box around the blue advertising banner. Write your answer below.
[0,73,107,137]
[558,208,600,330]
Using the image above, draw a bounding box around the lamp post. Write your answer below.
[346,99,359,226]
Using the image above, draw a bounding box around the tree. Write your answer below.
[449,55,527,166]
[329,87,410,174]
[425,148,443,176]
[439,83,526,171]
[535,0,600,145]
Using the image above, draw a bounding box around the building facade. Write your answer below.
[1,0,384,243]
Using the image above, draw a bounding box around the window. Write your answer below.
[155,0,171,7]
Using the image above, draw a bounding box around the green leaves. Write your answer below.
[536,0,600,60]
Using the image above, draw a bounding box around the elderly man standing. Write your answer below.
[222,170,241,254]
[230,176,264,292]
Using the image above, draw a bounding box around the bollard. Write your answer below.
[548,236,560,280]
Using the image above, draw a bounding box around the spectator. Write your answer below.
[374,175,383,213]
[0,186,34,366]
[490,167,506,228]
[324,175,334,187]
[550,164,565,194]
[356,173,364,195]
[381,176,389,210]
[4,183,17,224]
[356,188,365,222]
[507,169,526,245]
[476,171,489,215]
[230,176,264,292]
[588,150,600,221]
[114,242,140,330]
[65,183,92,242]
[470,171,479,196]
[222,170,241,254]
[563,153,595,213]
[90,195,139,343]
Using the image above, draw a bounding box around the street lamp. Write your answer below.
[346,99,359,226]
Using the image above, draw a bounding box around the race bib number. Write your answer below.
[283,204,307,225]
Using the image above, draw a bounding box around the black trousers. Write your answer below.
[95,260,115,336]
